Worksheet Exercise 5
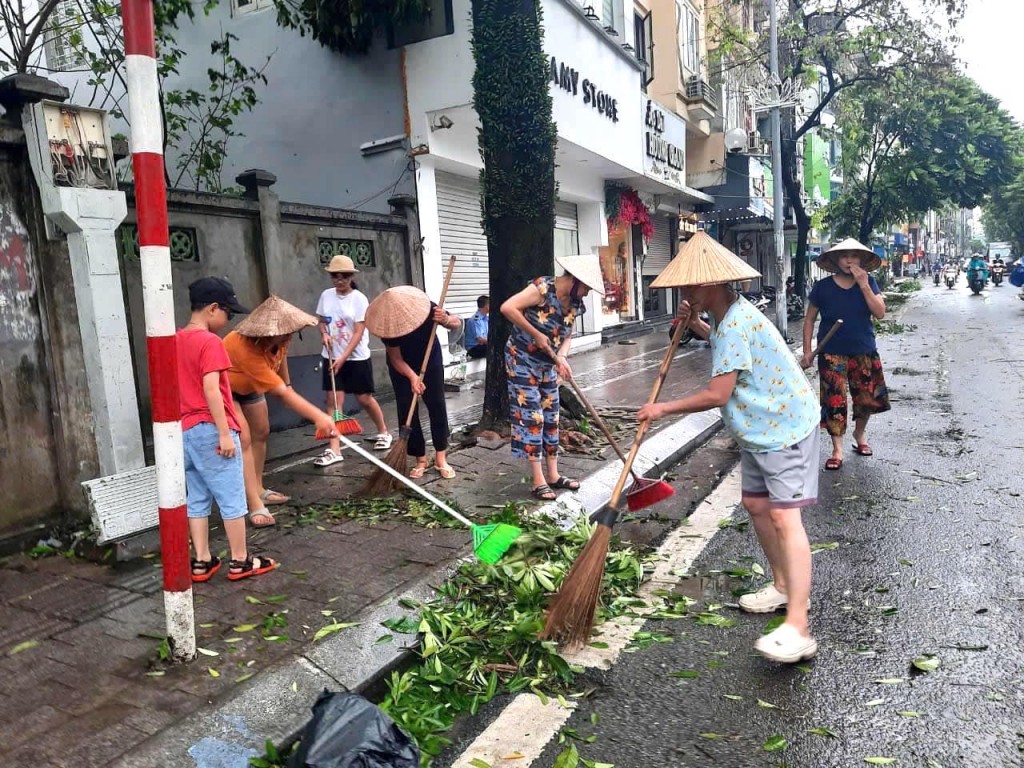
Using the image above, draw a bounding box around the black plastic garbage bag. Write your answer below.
[288,691,420,768]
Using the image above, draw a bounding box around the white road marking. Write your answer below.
[449,694,576,768]
[448,467,743,766]
[266,454,318,475]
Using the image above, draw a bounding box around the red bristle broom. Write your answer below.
[316,341,363,438]
[541,318,689,647]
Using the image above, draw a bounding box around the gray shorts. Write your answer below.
[740,428,820,509]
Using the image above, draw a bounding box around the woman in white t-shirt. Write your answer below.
[313,255,391,466]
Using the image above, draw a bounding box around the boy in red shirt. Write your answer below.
[178,277,277,582]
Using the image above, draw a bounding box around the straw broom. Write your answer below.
[541,318,690,647]
[362,255,457,496]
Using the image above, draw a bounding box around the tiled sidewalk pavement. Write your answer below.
[0,330,719,768]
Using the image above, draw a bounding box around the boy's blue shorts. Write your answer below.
[183,422,247,521]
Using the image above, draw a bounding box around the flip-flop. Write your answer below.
[825,457,843,471]
[249,509,276,528]
[434,464,456,479]
[853,443,874,457]
[409,464,429,479]
[260,489,290,505]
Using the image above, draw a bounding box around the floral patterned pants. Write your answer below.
[506,353,560,461]
[818,352,891,436]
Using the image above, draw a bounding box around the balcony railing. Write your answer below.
[683,76,718,113]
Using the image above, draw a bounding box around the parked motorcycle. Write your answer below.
[740,291,772,314]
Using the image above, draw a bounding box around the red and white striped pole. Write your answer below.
[121,0,196,661]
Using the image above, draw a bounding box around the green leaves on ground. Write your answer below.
[313,621,360,643]
[912,654,941,672]
[763,735,788,752]
[376,505,651,760]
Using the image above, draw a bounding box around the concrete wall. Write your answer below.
[0,127,101,539]
[118,184,412,441]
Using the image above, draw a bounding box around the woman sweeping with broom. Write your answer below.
[364,284,462,480]
[501,255,604,501]
[225,296,337,525]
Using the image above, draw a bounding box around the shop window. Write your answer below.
[676,1,701,76]
[599,222,636,321]
[642,275,667,316]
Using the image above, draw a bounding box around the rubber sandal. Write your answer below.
[825,457,843,471]
[434,464,456,480]
[313,448,344,467]
[249,509,276,528]
[531,483,556,501]
[409,464,428,479]
[191,556,221,583]
[227,555,278,581]
[853,443,873,457]
[373,434,393,451]
[548,476,580,491]
[260,489,290,505]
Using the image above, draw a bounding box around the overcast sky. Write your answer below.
[958,0,1024,122]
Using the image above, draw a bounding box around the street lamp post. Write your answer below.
[769,0,786,336]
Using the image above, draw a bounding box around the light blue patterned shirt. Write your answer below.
[710,297,819,452]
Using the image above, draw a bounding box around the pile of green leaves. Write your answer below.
[378,505,652,762]
[894,279,922,293]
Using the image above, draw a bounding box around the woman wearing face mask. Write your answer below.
[801,239,890,471]
[225,296,337,526]
[501,255,604,501]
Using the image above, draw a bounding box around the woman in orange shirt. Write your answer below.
[225,296,336,527]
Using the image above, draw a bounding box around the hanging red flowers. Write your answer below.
[606,185,654,242]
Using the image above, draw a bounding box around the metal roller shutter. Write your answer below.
[437,172,489,319]
[643,214,673,275]
[555,200,578,231]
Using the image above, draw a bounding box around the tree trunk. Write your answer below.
[780,114,811,295]
[471,0,557,432]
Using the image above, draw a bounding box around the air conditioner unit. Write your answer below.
[747,130,761,153]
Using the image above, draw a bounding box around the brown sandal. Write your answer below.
[532,484,556,501]
[227,555,278,581]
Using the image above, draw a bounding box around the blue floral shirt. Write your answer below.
[711,297,819,452]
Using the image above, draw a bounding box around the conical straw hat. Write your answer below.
[365,285,432,339]
[651,230,761,288]
[233,295,318,338]
[555,254,606,295]
[816,238,882,273]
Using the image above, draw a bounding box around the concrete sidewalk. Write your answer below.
[0,330,724,768]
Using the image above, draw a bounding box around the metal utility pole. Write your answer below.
[769,0,787,336]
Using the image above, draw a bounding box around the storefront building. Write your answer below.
[403,0,711,367]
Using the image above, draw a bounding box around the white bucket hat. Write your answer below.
[555,254,606,295]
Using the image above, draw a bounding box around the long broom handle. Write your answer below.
[807,319,843,360]
[337,432,475,528]
[401,255,457,429]
[324,340,340,417]
[609,316,690,509]
[541,346,637,477]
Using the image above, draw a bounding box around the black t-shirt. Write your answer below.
[808,276,880,356]
[384,303,442,371]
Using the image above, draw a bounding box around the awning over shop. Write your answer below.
[696,153,774,224]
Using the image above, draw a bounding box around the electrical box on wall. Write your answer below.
[38,101,116,191]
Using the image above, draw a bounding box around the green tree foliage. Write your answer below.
[471,0,557,429]
[272,0,430,55]
[983,171,1024,256]
[827,71,1019,242]
[711,0,967,293]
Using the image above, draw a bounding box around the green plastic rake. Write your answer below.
[337,434,521,564]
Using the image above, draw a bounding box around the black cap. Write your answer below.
[188,277,250,314]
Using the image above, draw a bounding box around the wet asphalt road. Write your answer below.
[7,282,1019,766]
[529,281,1024,767]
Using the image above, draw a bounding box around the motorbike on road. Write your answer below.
[991,262,1004,286]
[944,268,957,289]
[967,268,986,295]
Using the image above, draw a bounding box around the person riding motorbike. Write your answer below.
[943,263,958,287]
[966,254,989,284]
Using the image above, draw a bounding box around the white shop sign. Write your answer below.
[642,98,687,190]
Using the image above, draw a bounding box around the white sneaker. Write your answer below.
[755,623,818,663]
[373,433,393,451]
[738,584,789,613]
[313,448,344,467]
